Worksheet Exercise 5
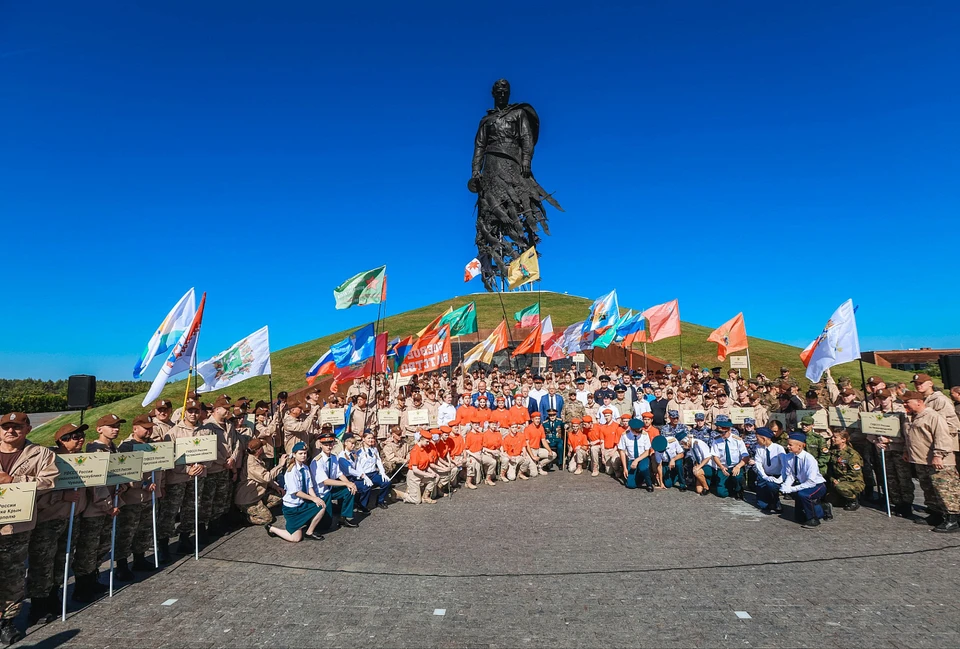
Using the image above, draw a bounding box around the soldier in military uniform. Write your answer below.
[902,391,960,532]
[826,429,865,511]
[199,397,242,540]
[542,409,565,471]
[561,388,585,424]
[114,414,162,580]
[867,388,912,518]
[157,399,206,559]
[798,416,830,475]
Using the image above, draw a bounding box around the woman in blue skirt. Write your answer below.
[266,442,326,542]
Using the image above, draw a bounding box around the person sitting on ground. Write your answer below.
[266,442,325,542]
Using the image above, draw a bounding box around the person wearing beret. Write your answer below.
[617,418,653,490]
[310,432,359,529]
[0,412,59,645]
[749,427,785,514]
[780,433,828,528]
[565,419,589,474]
[266,442,325,542]
[709,416,748,499]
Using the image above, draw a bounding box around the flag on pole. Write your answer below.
[196,326,271,393]
[400,325,452,376]
[513,303,540,329]
[438,302,478,337]
[464,258,482,283]
[334,333,389,380]
[462,320,509,369]
[133,288,197,379]
[513,315,552,356]
[507,247,540,290]
[330,323,377,368]
[584,290,619,333]
[593,310,634,349]
[707,313,748,361]
[333,266,386,309]
[417,307,453,338]
[141,293,206,406]
[636,299,681,343]
[386,335,415,371]
[305,349,336,385]
[800,299,861,382]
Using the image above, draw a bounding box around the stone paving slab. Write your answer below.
[14,471,960,648]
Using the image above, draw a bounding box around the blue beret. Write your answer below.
[694,412,706,421]
[756,427,773,439]
[668,410,679,417]
[744,417,756,425]
[675,431,687,442]
[629,418,644,430]
[788,432,807,443]
[715,416,732,428]
[291,442,307,452]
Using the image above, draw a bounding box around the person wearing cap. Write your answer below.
[709,416,748,499]
[661,410,688,443]
[912,373,960,435]
[395,432,440,504]
[170,391,198,424]
[353,431,391,510]
[707,390,732,429]
[680,428,715,496]
[310,431,359,528]
[151,399,175,439]
[689,412,712,445]
[542,409,565,471]
[866,388,912,517]
[739,417,759,459]
[581,415,602,476]
[617,418,653,491]
[825,429,865,512]
[573,377,590,406]
[282,398,316,457]
[0,412,59,643]
[655,426,686,490]
[565,419,589,474]
[902,391,960,532]
[597,413,623,478]
[797,416,830,476]
[748,427,785,513]
[523,412,556,475]
[109,414,164,582]
[560,388,585,425]
[348,394,376,436]
[780,433,828,528]
[25,423,88,627]
[611,384,632,416]
[199,397,242,540]
[235,438,287,525]
[593,376,616,405]
[500,426,534,481]
[158,399,207,558]
[381,426,411,479]
[266,442,325,542]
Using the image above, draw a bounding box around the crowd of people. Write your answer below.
[2,360,959,645]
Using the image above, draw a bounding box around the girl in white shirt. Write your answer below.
[266,442,326,543]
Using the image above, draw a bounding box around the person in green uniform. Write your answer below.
[542,409,566,471]
[827,429,865,511]
[798,416,829,475]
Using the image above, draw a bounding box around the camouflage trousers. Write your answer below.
[200,470,233,524]
[914,464,960,515]
[54,516,81,589]
[27,518,67,598]
[73,515,113,577]
[157,478,202,539]
[882,450,915,506]
[0,530,31,620]
[238,494,282,526]
[115,502,154,559]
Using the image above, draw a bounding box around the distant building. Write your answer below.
[861,348,960,372]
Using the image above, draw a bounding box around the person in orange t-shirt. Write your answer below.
[582,415,603,476]
[435,426,460,491]
[463,421,486,489]
[397,435,438,504]
[488,397,513,430]
[500,427,533,481]
[453,393,477,427]
[524,413,556,476]
[480,420,502,485]
[565,419,589,474]
[509,400,531,427]
[598,410,623,476]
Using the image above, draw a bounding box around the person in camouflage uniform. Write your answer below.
[114,415,162,580]
[158,399,206,558]
[798,416,830,475]
[198,398,241,538]
[827,429,865,511]
[560,389,585,425]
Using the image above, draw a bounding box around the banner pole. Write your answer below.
[109,490,119,597]
[194,475,200,560]
[181,369,192,412]
[746,347,752,381]
[151,470,159,568]
[679,331,684,371]
[881,449,891,517]
[496,291,516,371]
[61,498,76,621]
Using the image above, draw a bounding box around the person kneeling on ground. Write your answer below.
[266,442,325,542]
[827,429,864,512]
[618,418,653,491]
[780,433,829,529]
[235,439,286,525]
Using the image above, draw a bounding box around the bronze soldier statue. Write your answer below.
[469,79,562,291]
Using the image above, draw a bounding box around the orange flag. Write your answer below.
[512,315,553,356]
[707,313,748,361]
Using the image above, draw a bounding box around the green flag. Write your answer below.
[438,302,478,337]
[333,266,386,310]
[513,303,540,328]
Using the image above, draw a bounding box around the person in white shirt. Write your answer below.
[656,431,686,490]
[780,432,828,528]
[310,432,359,529]
[617,419,653,491]
[528,376,548,409]
[596,396,620,424]
[574,378,590,406]
[749,427,785,514]
[680,433,716,495]
[437,392,457,427]
[266,442,326,543]
[352,432,392,510]
[709,416,749,499]
[632,397,651,417]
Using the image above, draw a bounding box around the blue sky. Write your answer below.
[2,2,958,380]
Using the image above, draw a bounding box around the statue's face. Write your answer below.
[492,81,510,107]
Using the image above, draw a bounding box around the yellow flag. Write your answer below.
[507,247,540,290]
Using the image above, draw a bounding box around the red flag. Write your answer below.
[635,299,681,343]
[707,313,748,361]
[399,325,452,376]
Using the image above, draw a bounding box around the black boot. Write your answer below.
[157,538,172,564]
[71,573,98,604]
[115,557,135,582]
[822,503,834,521]
[175,532,194,555]
[0,619,23,646]
[27,595,50,627]
[916,512,944,526]
[933,514,960,533]
[843,498,860,511]
[895,503,915,519]
[197,523,210,545]
[206,518,223,540]
[132,552,158,572]
[89,570,109,594]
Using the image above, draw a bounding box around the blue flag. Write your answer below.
[331,323,376,368]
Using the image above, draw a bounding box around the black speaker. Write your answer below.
[67,375,96,409]
[939,355,960,390]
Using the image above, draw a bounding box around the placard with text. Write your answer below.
[174,435,218,465]
[0,482,38,525]
[133,442,176,472]
[53,453,110,490]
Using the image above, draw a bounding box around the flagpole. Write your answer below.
[181,369,192,412]
[495,291,516,371]
[679,331,684,371]
[536,280,543,373]
[746,347,752,381]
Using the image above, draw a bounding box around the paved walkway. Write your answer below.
[15,472,960,648]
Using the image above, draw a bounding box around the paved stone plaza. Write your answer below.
[15,472,960,648]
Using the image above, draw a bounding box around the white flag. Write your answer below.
[464,258,481,282]
[801,299,861,383]
[133,288,196,379]
[141,293,206,406]
[197,326,272,394]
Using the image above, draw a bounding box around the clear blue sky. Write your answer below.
[2,2,958,380]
